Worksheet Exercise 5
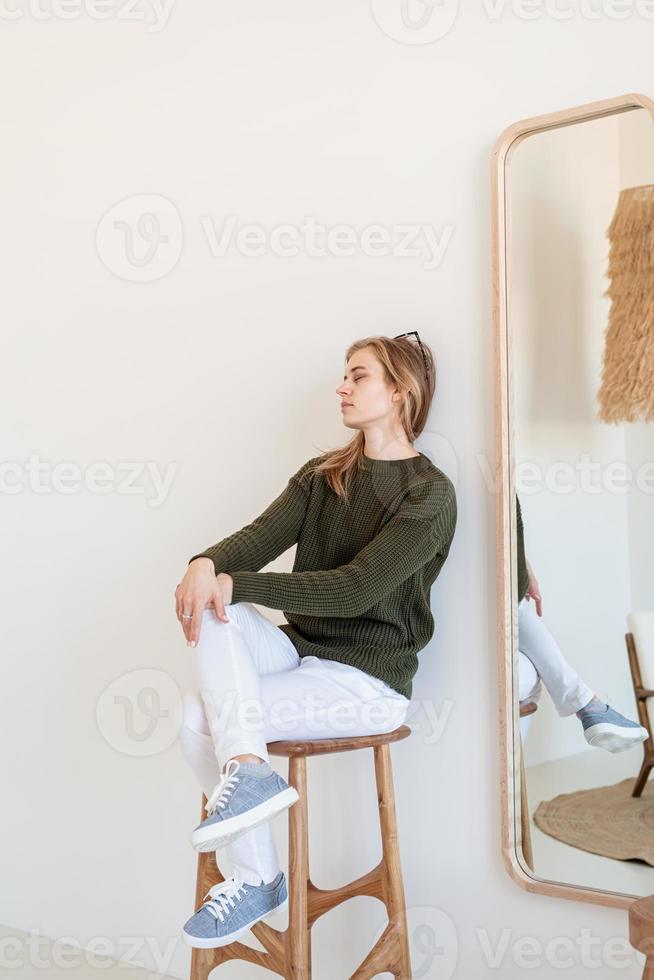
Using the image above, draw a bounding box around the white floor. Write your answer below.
[0,923,178,979]
[524,746,654,897]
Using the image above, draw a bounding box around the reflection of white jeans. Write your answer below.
[518,596,593,718]
[179,602,411,885]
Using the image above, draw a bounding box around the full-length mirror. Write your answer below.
[494,94,654,908]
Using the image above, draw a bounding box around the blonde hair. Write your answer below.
[307,334,437,504]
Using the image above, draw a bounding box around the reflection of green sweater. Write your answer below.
[516,495,529,603]
[188,452,457,700]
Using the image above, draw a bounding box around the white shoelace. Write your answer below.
[201,877,249,922]
[205,759,241,816]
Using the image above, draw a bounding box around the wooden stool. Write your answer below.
[629,894,654,979]
[518,701,538,871]
[189,725,413,979]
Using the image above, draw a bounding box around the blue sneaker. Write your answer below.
[191,759,299,852]
[182,870,288,948]
[580,702,649,753]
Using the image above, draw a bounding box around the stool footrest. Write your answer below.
[190,931,286,977]
[306,862,385,926]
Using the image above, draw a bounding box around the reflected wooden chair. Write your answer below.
[625,613,654,798]
[518,700,538,870]
[189,725,413,979]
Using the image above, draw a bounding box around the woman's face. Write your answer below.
[335,346,401,429]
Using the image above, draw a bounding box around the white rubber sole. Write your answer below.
[191,786,300,851]
[182,896,288,948]
[584,722,649,753]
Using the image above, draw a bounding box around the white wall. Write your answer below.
[2,3,653,977]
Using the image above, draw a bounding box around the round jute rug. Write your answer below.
[533,777,654,865]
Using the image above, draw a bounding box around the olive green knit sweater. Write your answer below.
[188,452,457,699]
[516,495,529,603]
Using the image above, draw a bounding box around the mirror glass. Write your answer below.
[508,105,654,898]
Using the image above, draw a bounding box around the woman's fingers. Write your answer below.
[176,586,192,629]
[186,603,204,647]
[213,592,229,624]
[175,573,231,646]
[175,586,198,641]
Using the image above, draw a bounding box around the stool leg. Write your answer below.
[519,737,534,870]
[374,742,412,980]
[287,755,312,978]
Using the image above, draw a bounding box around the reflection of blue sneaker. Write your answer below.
[191,759,299,852]
[580,703,649,753]
[182,871,288,948]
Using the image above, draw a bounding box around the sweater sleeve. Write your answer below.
[229,477,457,618]
[516,493,526,556]
[188,458,316,576]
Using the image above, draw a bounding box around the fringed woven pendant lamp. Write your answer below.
[598,184,654,423]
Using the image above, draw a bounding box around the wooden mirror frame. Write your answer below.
[492,91,654,911]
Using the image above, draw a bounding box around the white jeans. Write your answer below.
[179,602,411,885]
[517,596,593,718]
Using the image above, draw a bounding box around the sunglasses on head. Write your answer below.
[393,331,430,381]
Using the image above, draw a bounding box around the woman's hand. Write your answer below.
[175,558,234,647]
[525,559,543,617]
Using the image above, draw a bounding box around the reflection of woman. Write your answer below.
[516,495,647,752]
[175,334,457,949]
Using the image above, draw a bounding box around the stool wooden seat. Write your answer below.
[189,724,413,979]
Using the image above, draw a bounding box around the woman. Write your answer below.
[176,332,457,948]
